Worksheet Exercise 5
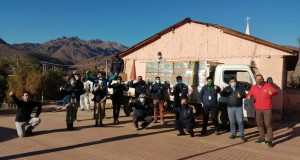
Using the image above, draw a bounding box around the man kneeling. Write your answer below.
[132,94,154,130]
[174,98,196,137]
[10,91,42,137]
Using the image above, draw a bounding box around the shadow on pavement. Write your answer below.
[0,127,18,143]
[0,128,174,160]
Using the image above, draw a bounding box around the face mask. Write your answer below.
[23,95,29,102]
[139,98,145,103]
[177,80,182,84]
[98,80,103,85]
[70,80,76,85]
[155,80,160,84]
[182,104,187,107]
[75,76,79,80]
[230,82,237,88]
[207,81,214,86]
[117,80,121,83]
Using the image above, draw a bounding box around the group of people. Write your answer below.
[10,54,278,148]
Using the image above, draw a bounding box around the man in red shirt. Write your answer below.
[247,74,278,148]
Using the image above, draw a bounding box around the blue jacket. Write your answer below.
[150,82,166,100]
[86,72,116,88]
[199,85,220,107]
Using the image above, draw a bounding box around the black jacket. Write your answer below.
[199,85,221,107]
[132,100,153,118]
[221,85,246,107]
[129,80,147,97]
[61,84,77,103]
[12,95,42,122]
[171,83,189,101]
[110,58,124,74]
[108,82,128,99]
[150,82,166,100]
[174,105,195,123]
[92,84,108,102]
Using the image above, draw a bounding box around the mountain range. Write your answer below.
[0,37,128,67]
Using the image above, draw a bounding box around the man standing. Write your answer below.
[110,53,124,76]
[86,70,116,119]
[129,76,147,98]
[150,76,166,124]
[221,77,247,142]
[108,76,128,124]
[132,93,154,130]
[171,76,189,120]
[80,77,90,111]
[10,91,42,137]
[199,77,221,135]
[174,98,196,137]
[92,77,108,127]
[247,74,278,147]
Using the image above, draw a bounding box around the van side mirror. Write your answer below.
[266,77,273,85]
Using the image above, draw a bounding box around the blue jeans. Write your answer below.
[227,107,244,137]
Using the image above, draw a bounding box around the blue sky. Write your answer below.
[0,0,299,47]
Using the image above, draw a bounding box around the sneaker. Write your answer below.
[190,133,195,137]
[241,136,248,142]
[25,130,34,136]
[255,139,265,144]
[116,120,120,124]
[229,134,236,139]
[214,131,219,135]
[200,130,207,135]
[160,121,166,124]
[153,120,158,123]
[99,122,104,127]
[267,141,274,148]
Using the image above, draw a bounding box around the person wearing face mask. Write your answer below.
[171,76,189,121]
[199,76,221,135]
[110,53,124,77]
[247,74,278,148]
[108,76,129,124]
[174,98,196,137]
[92,77,108,127]
[150,76,167,124]
[9,91,42,137]
[132,94,154,130]
[86,70,116,119]
[60,77,78,129]
[129,76,147,98]
[221,77,247,142]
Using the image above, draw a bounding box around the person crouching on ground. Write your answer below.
[10,91,42,137]
[174,98,196,137]
[221,77,247,142]
[132,93,154,130]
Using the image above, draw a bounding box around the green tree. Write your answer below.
[41,68,66,100]
[0,59,12,102]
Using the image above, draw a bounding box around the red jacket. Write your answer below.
[247,83,278,110]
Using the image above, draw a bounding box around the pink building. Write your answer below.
[120,18,298,119]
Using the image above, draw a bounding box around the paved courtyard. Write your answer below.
[1,105,300,160]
